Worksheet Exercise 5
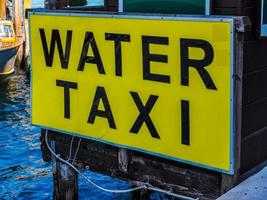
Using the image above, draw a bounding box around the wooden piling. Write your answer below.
[118,148,130,173]
[49,139,79,200]
[132,189,150,200]
[13,0,26,68]
[22,0,31,69]
[13,0,22,37]
[53,160,78,200]
[0,0,6,19]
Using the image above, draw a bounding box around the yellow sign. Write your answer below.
[30,13,234,173]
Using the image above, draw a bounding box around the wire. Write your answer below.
[68,135,75,161]
[45,130,145,193]
[45,130,198,200]
[72,137,81,165]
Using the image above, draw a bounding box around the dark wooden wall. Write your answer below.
[213,0,267,174]
[41,130,222,199]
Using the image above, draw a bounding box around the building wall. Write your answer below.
[213,0,267,174]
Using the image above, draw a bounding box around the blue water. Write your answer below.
[0,71,52,199]
[0,70,136,199]
[0,0,165,198]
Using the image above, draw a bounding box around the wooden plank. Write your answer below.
[225,17,245,187]
[53,160,78,200]
[241,127,267,174]
[243,40,267,74]
[0,0,6,19]
[41,129,222,199]
[13,0,22,37]
[242,98,267,138]
[23,0,31,68]
[243,68,267,105]
[118,148,130,173]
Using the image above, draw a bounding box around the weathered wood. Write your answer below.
[51,140,78,200]
[132,188,150,200]
[12,0,24,69]
[233,17,246,183]
[53,160,78,200]
[41,129,221,200]
[118,148,130,173]
[241,127,267,174]
[13,0,22,37]
[0,0,6,19]
[220,17,247,194]
[48,139,79,200]
[22,0,31,69]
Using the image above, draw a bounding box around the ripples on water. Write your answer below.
[0,70,147,200]
[0,70,165,199]
[0,70,52,199]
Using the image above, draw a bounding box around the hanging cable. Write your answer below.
[68,135,75,161]
[72,137,81,165]
[45,130,198,200]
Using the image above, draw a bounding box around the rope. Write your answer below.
[45,130,198,200]
[72,137,81,165]
[68,135,75,161]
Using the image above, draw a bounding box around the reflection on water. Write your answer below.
[0,70,134,199]
[0,70,165,199]
[0,70,52,200]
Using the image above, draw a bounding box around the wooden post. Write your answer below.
[13,0,24,68]
[132,189,150,200]
[0,0,6,19]
[22,0,31,69]
[51,139,78,200]
[13,0,22,37]
[118,148,130,173]
[53,161,78,200]
[24,0,31,11]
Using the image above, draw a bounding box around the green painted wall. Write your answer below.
[123,0,206,15]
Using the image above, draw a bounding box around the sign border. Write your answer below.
[28,11,235,174]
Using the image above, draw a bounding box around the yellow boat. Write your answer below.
[0,20,21,78]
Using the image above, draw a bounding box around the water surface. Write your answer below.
[0,70,133,199]
[0,71,52,199]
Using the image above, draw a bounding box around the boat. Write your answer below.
[0,20,21,79]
